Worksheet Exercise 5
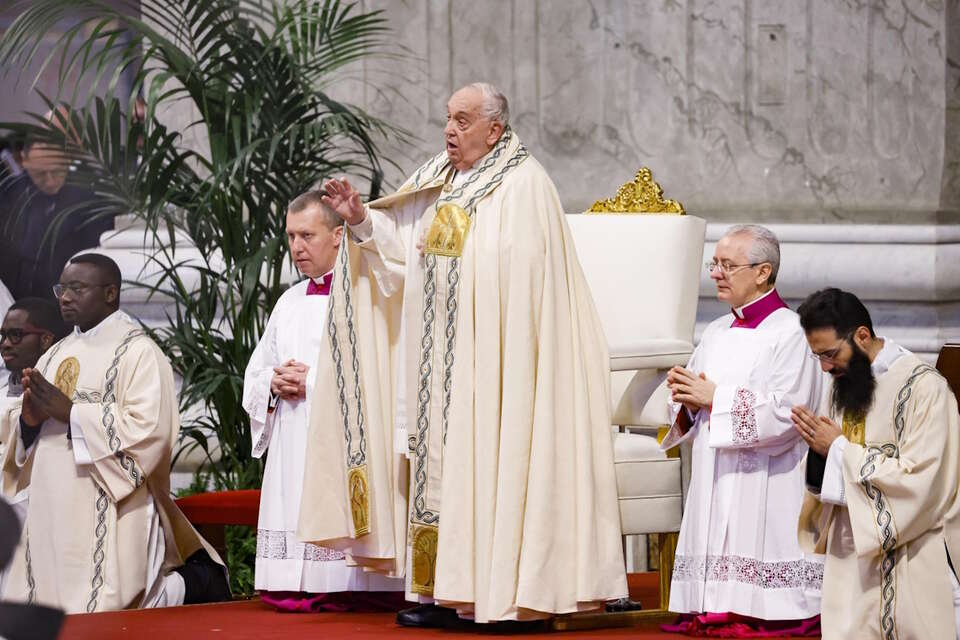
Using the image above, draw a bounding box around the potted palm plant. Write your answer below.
[0,0,400,594]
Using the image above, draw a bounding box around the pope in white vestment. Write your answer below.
[794,288,960,640]
[1,307,222,612]
[663,226,823,627]
[297,83,627,624]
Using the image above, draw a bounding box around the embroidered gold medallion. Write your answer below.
[842,412,866,445]
[54,357,80,399]
[347,466,371,537]
[424,203,471,257]
[410,525,439,595]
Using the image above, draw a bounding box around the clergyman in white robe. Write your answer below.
[243,274,402,597]
[662,289,825,621]
[797,334,960,639]
[1,310,222,612]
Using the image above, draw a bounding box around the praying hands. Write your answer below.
[791,406,843,456]
[667,366,716,413]
[21,368,73,426]
[271,359,309,400]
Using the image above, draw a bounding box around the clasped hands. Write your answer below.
[20,369,73,428]
[791,406,842,456]
[271,359,309,400]
[667,366,716,413]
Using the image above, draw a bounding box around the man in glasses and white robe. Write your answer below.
[661,225,825,635]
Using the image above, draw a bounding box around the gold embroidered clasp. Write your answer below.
[424,203,471,257]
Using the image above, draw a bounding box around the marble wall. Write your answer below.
[336,0,959,222]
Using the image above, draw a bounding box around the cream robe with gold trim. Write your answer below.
[1,311,221,613]
[298,130,627,621]
[799,352,960,639]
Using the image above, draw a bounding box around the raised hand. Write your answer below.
[321,178,365,226]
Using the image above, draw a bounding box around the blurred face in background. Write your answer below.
[21,144,68,196]
[0,309,54,373]
[286,205,343,279]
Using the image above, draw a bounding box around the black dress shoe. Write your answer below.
[395,603,464,628]
[605,597,643,612]
[173,549,232,604]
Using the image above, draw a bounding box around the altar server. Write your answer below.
[243,190,402,606]
[661,224,824,634]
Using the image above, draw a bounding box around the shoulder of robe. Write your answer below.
[494,156,562,232]
[272,280,309,310]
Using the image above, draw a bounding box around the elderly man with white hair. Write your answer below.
[660,224,825,636]
[297,82,627,628]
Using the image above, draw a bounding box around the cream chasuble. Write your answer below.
[661,299,825,620]
[1,311,220,613]
[298,129,627,622]
[799,350,960,639]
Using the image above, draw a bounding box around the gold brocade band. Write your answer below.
[410,524,439,595]
[347,465,371,537]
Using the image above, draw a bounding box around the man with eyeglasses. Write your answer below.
[0,253,230,612]
[792,287,960,639]
[660,224,825,636]
[0,112,113,299]
[0,298,68,401]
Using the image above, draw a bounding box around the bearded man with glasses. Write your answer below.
[1,253,230,612]
[793,287,960,639]
[660,224,825,636]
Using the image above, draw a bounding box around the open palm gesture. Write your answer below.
[321,178,365,225]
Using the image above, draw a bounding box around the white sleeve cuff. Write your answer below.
[70,405,93,466]
[348,211,373,242]
[819,435,848,505]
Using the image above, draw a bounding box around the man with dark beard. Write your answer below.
[792,287,960,639]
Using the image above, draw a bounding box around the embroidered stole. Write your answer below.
[408,129,528,595]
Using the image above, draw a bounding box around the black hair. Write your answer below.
[68,253,122,286]
[68,253,122,308]
[8,297,70,340]
[797,287,875,338]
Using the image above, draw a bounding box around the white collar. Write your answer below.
[310,269,334,286]
[74,310,125,338]
[870,337,909,377]
[733,287,776,319]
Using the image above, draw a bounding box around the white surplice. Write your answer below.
[661,296,825,620]
[243,277,401,593]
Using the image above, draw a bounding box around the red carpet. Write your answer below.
[59,573,821,638]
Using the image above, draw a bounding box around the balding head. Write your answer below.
[444,83,509,171]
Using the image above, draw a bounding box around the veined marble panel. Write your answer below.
[336,0,956,223]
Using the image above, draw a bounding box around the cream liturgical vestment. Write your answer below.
[242,277,401,593]
[1,311,220,613]
[297,128,627,622]
[661,290,825,620]
[798,343,960,639]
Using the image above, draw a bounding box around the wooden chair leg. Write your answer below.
[658,532,677,610]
